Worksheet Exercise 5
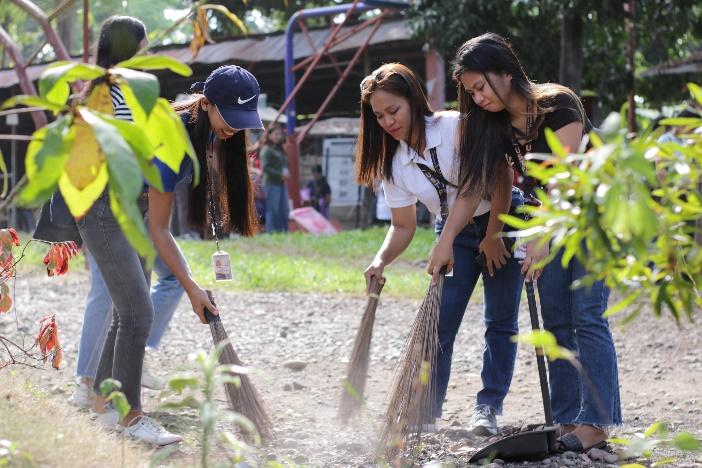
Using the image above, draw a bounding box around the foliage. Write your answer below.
[162,343,257,467]
[501,83,702,322]
[2,56,197,265]
[611,422,702,467]
[410,0,702,111]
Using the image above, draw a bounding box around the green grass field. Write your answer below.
[13,227,449,300]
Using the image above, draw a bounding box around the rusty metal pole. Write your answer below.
[424,47,446,111]
[298,15,385,143]
[0,27,47,128]
[82,0,89,62]
[12,0,71,61]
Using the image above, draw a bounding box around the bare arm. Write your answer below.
[478,166,514,276]
[364,204,416,292]
[427,191,482,283]
[148,188,217,323]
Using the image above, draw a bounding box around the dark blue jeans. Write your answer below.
[433,203,524,417]
[538,249,622,426]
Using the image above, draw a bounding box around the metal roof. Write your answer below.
[0,19,411,89]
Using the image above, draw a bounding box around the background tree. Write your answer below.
[411,0,702,116]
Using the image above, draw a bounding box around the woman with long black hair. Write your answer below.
[431,32,621,451]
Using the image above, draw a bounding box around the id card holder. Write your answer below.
[212,250,233,281]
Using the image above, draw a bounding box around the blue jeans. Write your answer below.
[538,248,622,426]
[264,184,289,232]
[433,206,524,418]
[75,251,186,380]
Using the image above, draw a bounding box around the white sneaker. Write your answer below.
[68,377,94,408]
[141,369,164,390]
[469,404,498,436]
[91,408,122,432]
[121,416,182,446]
[142,349,165,390]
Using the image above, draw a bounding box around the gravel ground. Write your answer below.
[1,270,701,467]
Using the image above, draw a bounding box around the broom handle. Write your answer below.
[526,281,554,427]
[204,290,221,323]
[368,275,386,297]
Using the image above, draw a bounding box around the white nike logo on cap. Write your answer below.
[237,95,256,104]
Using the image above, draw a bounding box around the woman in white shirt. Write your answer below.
[355,63,523,435]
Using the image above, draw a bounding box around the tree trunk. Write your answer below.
[559,10,583,93]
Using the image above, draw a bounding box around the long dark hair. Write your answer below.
[85,16,146,98]
[355,63,434,186]
[452,32,585,197]
[173,95,258,237]
[96,16,146,68]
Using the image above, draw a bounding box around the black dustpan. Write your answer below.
[469,281,559,463]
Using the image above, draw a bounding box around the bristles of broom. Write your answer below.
[376,274,444,460]
[338,276,386,424]
[207,291,273,442]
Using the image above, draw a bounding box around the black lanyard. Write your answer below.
[416,147,456,220]
[206,134,221,250]
[506,100,540,200]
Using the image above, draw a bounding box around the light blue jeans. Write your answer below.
[75,250,186,380]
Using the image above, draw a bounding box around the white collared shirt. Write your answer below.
[382,111,491,219]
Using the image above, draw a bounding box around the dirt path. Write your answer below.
[2,271,701,467]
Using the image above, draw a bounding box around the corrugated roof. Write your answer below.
[0,19,411,89]
[639,50,702,78]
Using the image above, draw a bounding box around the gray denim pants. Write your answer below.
[77,191,153,410]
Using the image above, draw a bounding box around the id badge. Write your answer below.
[212,251,233,281]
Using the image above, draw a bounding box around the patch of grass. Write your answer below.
[179,227,437,300]
[0,370,150,467]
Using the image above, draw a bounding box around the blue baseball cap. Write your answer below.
[195,65,264,130]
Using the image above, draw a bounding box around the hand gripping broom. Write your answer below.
[204,290,273,442]
[376,273,444,460]
[338,276,386,424]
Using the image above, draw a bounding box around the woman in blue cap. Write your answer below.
[87,63,263,445]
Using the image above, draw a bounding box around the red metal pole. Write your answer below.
[268,0,362,130]
[298,13,386,143]
[82,0,89,63]
[12,0,71,61]
[0,27,47,129]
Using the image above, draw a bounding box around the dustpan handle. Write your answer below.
[204,289,221,323]
[526,281,554,427]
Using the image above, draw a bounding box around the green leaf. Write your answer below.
[659,117,702,128]
[544,127,567,157]
[107,391,131,418]
[58,161,109,218]
[146,99,199,184]
[512,330,575,361]
[1,95,64,114]
[39,62,105,106]
[79,108,142,201]
[644,421,668,438]
[96,114,163,192]
[673,432,701,451]
[603,290,641,317]
[112,68,160,116]
[116,55,193,77]
[620,464,648,468]
[109,187,155,266]
[652,458,678,467]
[78,107,154,263]
[168,376,200,392]
[687,83,702,107]
[99,378,122,396]
[18,115,73,207]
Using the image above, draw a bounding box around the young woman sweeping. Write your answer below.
[356,62,525,435]
[78,36,262,444]
[431,32,621,452]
